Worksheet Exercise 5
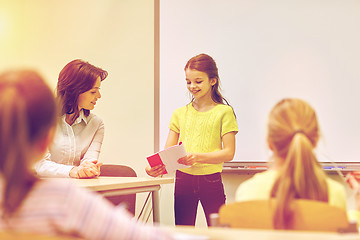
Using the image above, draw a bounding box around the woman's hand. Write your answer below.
[145,165,166,177]
[177,153,199,166]
[69,160,103,179]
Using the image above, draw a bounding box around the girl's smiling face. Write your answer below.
[185,69,216,101]
[78,77,101,110]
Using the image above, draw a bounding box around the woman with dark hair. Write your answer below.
[35,59,107,178]
[0,69,173,239]
[146,53,238,226]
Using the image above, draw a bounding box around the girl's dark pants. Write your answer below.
[174,170,226,226]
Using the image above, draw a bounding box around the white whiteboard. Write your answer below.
[159,0,360,162]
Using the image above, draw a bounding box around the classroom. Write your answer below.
[0,0,360,239]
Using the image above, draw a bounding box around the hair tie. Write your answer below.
[293,129,307,138]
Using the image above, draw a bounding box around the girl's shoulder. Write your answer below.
[172,104,190,114]
[34,178,78,193]
[248,170,278,183]
[211,104,236,117]
[172,103,234,116]
[215,103,234,112]
[236,170,277,201]
[239,170,278,190]
[26,179,78,205]
[326,176,346,193]
[33,179,98,203]
[173,103,234,114]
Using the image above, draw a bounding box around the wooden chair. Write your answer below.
[100,164,137,215]
[218,199,356,232]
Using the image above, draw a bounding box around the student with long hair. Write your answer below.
[35,59,107,178]
[0,69,173,239]
[235,98,346,229]
[146,53,238,226]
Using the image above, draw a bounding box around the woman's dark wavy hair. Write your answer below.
[57,59,107,120]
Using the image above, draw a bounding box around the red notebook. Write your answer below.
[146,143,189,175]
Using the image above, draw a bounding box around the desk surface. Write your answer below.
[72,176,174,191]
[0,231,81,240]
[171,226,360,240]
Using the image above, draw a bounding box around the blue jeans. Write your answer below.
[174,170,226,226]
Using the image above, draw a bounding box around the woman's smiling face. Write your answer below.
[78,76,101,110]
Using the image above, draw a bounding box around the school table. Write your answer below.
[72,176,174,223]
[0,231,82,240]
[171,226,360,240]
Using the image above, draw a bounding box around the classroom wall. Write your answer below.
[0,0,155,175]
[159,0,360,163]
[0,0,167,224]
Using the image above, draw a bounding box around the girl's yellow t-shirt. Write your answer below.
[169,103,238,175]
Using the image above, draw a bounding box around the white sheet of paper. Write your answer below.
[159,144,189,174]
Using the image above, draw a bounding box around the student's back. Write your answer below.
[236,169,346,209]
[0,179,169,239]
[0,70,173,240]
[235,98,347,229]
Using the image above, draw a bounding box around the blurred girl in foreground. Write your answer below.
[0,70,173,240]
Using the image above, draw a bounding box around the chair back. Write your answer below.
[100,164,137,214]
[219,199,352,232]
[100,164,137,177]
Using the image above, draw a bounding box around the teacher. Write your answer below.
[35,59,107,178]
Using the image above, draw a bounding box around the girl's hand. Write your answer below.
[351,171,360,181]
[346,173,360,211]
[346,173,360,191]
[178,153,198,166]
[145,165,166,177]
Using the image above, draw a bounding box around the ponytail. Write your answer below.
[268,99,327,229]
[0,70,56,218]
[0,87,37,218]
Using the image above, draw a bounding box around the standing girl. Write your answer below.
[146,53,238,226]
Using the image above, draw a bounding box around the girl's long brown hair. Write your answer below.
[268,98,328,229]
[0,70,57,218]
[185,54,231,105]
[184,53,236,117]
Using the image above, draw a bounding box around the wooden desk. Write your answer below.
[72,177,174,223]
[171,226,360,240]
[0,231,81,240]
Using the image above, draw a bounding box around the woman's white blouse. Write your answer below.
[35,111,104,177]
